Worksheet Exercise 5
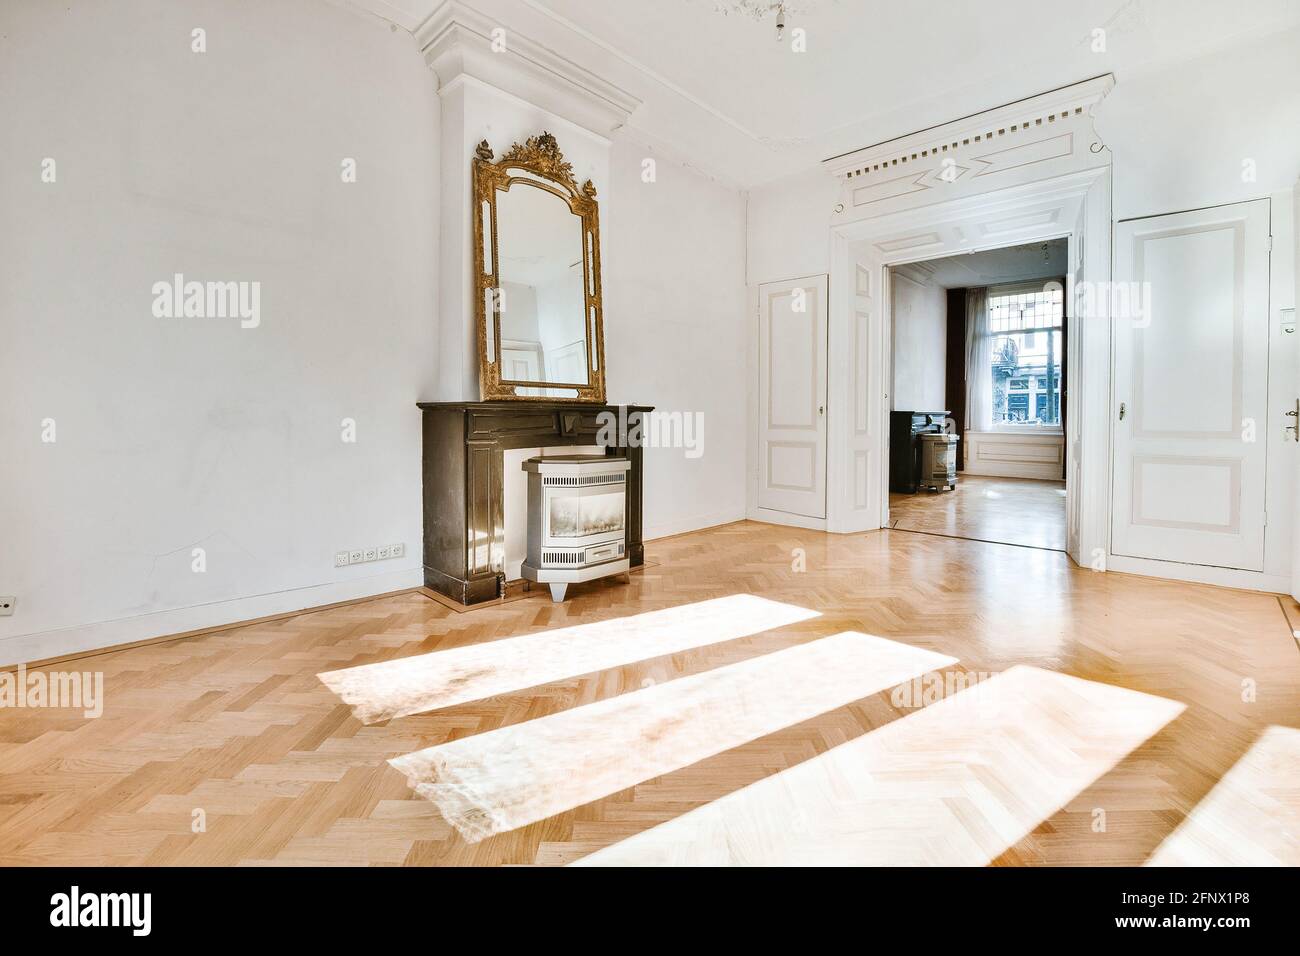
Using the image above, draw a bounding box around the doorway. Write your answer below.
[885,241,1069,551]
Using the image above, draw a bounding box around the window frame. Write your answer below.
[984,281,1064,434]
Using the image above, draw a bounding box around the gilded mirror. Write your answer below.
[473,132,606,402]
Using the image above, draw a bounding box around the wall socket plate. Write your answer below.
[0,596,15,616]
[336,545,404,568]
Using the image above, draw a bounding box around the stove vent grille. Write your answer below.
[542,473,626,488]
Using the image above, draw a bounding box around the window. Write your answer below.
[987,285,1063,427]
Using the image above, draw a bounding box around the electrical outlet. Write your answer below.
[0,596,15,616]
[338,544,403,568]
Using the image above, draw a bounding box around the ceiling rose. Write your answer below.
[710,1,818,19]
[710,1,822,40]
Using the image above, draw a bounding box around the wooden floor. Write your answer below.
[1,520,1297,866]
[890,474,1067,551]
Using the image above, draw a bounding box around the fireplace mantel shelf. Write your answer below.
[416,401,653,411]
[419,400,654,605]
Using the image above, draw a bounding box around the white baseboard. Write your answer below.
[644,508,746,542]
[0,567,424,667]
[1106,555,1288,594]
[744,506,828,532]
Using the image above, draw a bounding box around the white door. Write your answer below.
[758,275,828,518]
[545,340,588,387]
[1112,200,1271,571]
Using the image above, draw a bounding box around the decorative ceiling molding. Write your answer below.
[822,75,1114,181]
[519,0,766,143]
[414,1,641,135]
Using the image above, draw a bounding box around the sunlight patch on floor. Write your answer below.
[318,594,820,723]
[388,631,957,842]
[1146,725,1300,866]
[573,665,1184,866]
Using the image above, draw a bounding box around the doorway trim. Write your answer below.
[882,248,1070,523]
[820,76,1115,570]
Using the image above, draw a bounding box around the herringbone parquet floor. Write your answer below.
[890,475,1067,551]
[1,521,1296,866]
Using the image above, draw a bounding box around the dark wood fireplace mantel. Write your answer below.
[418,401,653,605]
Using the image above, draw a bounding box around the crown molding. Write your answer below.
[414,0,641,135]
[518,0,766,143]
[823,75,1115,180]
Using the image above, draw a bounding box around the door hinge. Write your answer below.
[1263,510,1268,527]
[1266,235,1273,251]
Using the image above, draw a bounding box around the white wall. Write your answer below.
[746,168,839,284]
[1096,25,1300,219]
[889,272,946,411]
[0,0,439,664]
[605,133,748,539]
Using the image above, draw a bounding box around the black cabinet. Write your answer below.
[889,410,950,494]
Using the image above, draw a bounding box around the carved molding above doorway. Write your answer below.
[823,75,1114,222]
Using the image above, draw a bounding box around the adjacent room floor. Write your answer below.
[1,521,1297,866]
[890,474,1067,551]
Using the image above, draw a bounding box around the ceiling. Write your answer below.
[346,0,1300,188]
[893,240,1068,290]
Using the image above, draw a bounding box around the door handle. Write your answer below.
[1118,402,1126,421]
[818,405,824,416]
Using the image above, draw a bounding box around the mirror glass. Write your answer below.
[495,182,589,392]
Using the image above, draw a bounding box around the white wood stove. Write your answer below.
[521,455,631,601]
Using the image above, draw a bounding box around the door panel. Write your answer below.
[1111,200,1270,571]
[759,276,828,517]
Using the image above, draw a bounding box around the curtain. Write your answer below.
[964,287,992,433]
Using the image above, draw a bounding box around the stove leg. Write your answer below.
[548,583,568,602]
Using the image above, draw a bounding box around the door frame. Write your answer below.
[883,243,1076,535]
[880,238,1074,533]
[827,166,1112,570]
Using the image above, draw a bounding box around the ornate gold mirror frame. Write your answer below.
[473,132,607,403]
